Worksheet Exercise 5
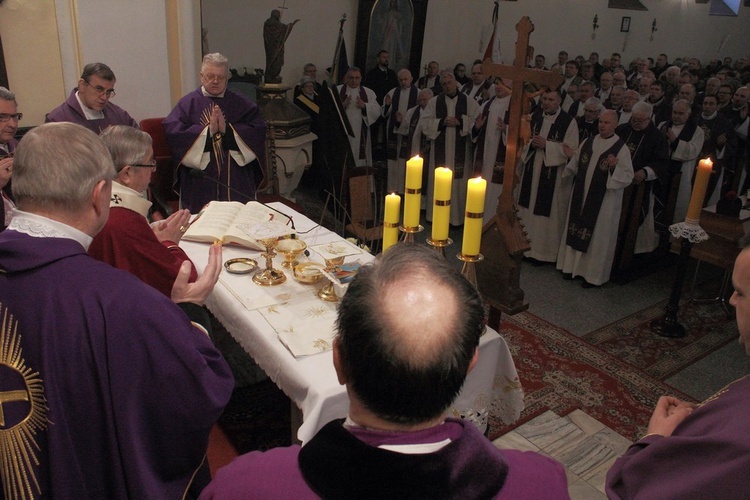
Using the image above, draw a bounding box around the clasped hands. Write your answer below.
[208,104,226,136]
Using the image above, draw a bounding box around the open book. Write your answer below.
[181,201,292,250]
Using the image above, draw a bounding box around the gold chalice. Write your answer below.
[317,256,345,302]
[253,236,287,286]
[276,237,307,269]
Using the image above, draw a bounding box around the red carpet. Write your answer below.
[584,299,739,379]
[490,311,697,443]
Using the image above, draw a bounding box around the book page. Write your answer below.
[182,201,243,243]
[224,202,289,241]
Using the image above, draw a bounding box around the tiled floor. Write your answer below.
[493,410,633,499]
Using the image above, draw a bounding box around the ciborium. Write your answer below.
[253,237,287,286]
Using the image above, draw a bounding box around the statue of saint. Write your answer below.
[263,9,299,84]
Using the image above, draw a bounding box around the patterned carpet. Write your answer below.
[216,301,734,451]
[583,299,739,379]
[490,311,698,443]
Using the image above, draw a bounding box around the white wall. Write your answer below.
[70,0,174,123]
[202,0,750,82]
[4,0,750,126]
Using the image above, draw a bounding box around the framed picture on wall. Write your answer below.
[353,0,429,83]
[620,17,631,32]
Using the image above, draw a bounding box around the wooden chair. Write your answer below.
[341,166,387,252]
[139,117,179,218]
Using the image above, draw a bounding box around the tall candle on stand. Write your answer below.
[462,177,487,256]
[432,167,453,241]
[403,155,423,228]
[383,193,401,252]
[685,158,713,222]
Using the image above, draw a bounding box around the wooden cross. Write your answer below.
[476,17,564,318]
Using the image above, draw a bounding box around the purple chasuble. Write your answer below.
[200,418,568,499]
[606,375,750,499]
[0,230,233,499]
[45,89,139,134]
[164,88,267,213]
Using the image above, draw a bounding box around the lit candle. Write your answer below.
[462,177,487,256]
[403,155,423,228]
[685,158,713,222]
[432,167,453,241]
[383,193,401,252]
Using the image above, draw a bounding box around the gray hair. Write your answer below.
[100,125,153,173]
[13,122,115,212]
[0,86,16,103]
[632,100,653,117]
[584,97,603,112]
[202,53,229,72]
[81,62,116,82]
[418,89,433,100]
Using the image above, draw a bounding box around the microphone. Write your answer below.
[186,168,296,230]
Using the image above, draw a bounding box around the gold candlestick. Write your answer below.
[457,252,484,289]
[426,237,453,259]
[253,237,287,286]
[399,224,424,244]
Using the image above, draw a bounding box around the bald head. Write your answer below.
[335,244,483,425]
[397,68,413,88]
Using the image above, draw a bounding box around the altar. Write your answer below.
[181,203,525,443]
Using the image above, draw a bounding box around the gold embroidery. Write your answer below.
[0,303,49,500]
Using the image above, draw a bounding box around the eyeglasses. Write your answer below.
[130,159,157,170]
[84,81,116,97]
[202,74,227,83]
[0,113,22,122]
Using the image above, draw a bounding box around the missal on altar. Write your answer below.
[181,201,292,250]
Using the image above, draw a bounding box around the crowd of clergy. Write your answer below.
[324,49,750,287]
[0,44,748,498]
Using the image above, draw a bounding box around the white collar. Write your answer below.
[75,91,105,120]
[201,86,226,98]
[702,111,718,120]
[8,210,93,250]
[110,181,152,218]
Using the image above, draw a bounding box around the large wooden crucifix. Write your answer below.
[476,17,564,319]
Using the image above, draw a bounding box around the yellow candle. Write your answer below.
[405,155,423,189]
[685,158,712,222]
[383,193,401,252]
[403,156,424,227]
[462,177,487,256]
[432,167,453,241]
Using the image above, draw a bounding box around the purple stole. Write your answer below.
[518,109,574,217]
[386,86,418,161]
[565,136,625,252]
[435,92,469,179]
[404,106,428,160]
[473,96,509,184]
[340,85,370,161]
[577,117,599,143]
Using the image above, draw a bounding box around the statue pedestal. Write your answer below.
[257,84,316,201]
